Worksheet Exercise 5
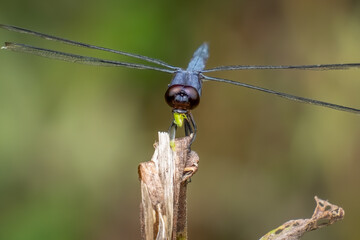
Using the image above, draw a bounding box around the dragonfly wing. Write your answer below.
[0,24,178,70]
[203,63,360,72]
[202,74,360,114]
[2,42,176,73]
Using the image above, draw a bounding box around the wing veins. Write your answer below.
[2,42,176,73]
[201,74,360,114]
[203,63,360,72]
[0,24,178,70]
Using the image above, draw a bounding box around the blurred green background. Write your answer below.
[1,0,360,239]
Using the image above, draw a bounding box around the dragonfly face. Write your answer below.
[165,70,201,112]
[165,84,200,112]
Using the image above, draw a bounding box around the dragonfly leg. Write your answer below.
[184,118,192,136]
[187,112,197,145]
[168,111,197,149]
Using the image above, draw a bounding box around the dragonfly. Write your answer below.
[1,24,360,147]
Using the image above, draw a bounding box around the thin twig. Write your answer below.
[259,196,345,240]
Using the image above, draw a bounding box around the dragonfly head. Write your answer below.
[165,84,200,112]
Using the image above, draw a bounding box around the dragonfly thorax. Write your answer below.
[165,84,200,111]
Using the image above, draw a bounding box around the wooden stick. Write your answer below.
[138,132,199,240]
[259,196,345,240]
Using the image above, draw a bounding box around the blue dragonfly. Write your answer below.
[1,24,360,147]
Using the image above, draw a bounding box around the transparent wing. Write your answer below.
[2,42,176,73]
[203,63,360,72]
[201,74,360,114]
[0,24,178,70]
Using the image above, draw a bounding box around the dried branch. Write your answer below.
[259,196,345,240]
[138,132,199,240]
[138,133,344,239]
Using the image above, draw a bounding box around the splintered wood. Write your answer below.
[138,132,199,240]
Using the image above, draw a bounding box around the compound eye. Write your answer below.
[165,85,200,110]
[183,86,200,109]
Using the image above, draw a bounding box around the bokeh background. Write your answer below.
[1,0,360,239]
